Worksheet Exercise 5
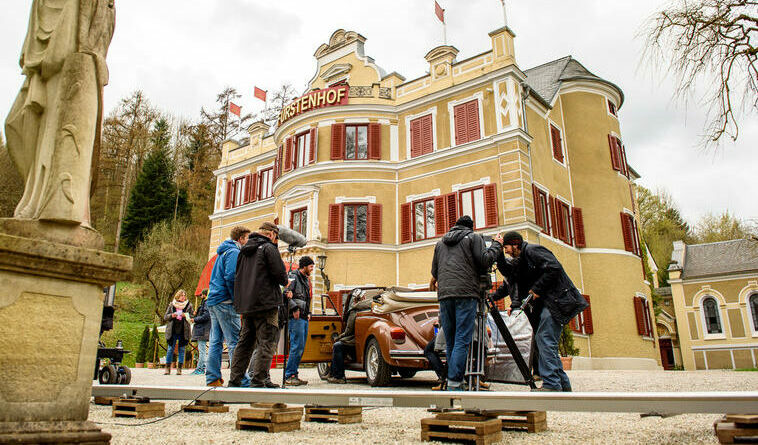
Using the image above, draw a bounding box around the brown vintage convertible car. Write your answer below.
[299,288,439,386]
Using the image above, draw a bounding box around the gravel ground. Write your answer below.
[90,367,758,444]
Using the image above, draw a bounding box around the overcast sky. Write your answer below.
[0,0,753,225]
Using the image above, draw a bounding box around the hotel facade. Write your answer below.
[208,27,661,368]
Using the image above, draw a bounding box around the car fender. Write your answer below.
[363,319,395,364]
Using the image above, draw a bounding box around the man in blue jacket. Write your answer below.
[205,226,250,387]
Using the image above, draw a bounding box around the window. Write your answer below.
[295,131,310,168]
[702,296,723,335]
[633,296,654,337]
[345,125,368,160]
[413,199,436,241]
[233,176,246,207]
[608,134,629,177]
[328,203,382,244]
[750,293,758,333]
[621,212,642,256]
[410,114,434,158]
[453,99,481,145]
[258,167,273,200]
[608,99,617,116]
[532,186,549,234]
[554,199,573,245]
[290,207,307,237]
[570,295,593,335]
[459,187,487,230]
[550,124,564,163]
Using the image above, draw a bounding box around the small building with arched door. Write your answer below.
[668,239,758,370]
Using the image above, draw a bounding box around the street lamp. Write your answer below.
[317,255,330,293]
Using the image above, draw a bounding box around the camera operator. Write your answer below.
[494,231,588,392]
[431,216,503,391]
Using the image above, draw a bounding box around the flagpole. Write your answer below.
[500,0,508,28]
[443,18,447,45]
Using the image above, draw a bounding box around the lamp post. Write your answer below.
[317,255,330,293]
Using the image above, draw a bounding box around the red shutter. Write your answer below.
[434,195,446,236]
[633,297,646,335]
[224,180,233,209]
[444,192,458,230]
[368,123,381,160]
[284,137,293,172]
[569,317,578,332]
[551,125,564,162]
[309,127,317,164]
[621,213,633,252]
[249,173,258,202]
[573,207,586,248]
[421,114,434,154]
[548,196,557,237]
[328,204,343,243]
[483,183,498,228]
[454,103,468,145]
[401,202,413,243]
[368,203,382,244]
[583,295,593,334]
[410,118,421,158]
[331,124,345,160]
[620,143,629,177]
[608,135,621,172]
[532,185,542,229]
[466,100,480,142]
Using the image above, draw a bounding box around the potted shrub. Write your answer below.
[135,325,149,368]
[558,324,579,370]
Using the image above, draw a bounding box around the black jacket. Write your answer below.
[233,233,288,315]
[286,269,312,318]
[191,299,211,341]
[163,302,194,346]
[493,242,588,325]
[431,225,502,300]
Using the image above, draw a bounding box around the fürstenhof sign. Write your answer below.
[279,85,349,125]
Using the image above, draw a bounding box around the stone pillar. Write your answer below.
[0,228,131,443]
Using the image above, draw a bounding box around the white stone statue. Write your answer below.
[5,0,115,225]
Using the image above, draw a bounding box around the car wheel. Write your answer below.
[98,365,117,385]
[364,338,391,387]
[317,362,331,380]
[398,368,417,379]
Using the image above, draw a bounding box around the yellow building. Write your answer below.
[668,239,758,370]
[208,27,661,368]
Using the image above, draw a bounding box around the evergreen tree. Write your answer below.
[136,325,150,364]
[119,119,188,251]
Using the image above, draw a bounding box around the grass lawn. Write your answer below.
[100,282,159,368]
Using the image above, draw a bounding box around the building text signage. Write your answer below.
[279,85,349,125]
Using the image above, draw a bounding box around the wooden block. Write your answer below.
[112,400,165,419]
[726,414,758,426]
[93,396,119,406]
[238,407,303,422]
[305,413,362,424]
[714,419,758,444]
[421,427,502,445]
[182,402,229,413]
[305,406,362,416]
[235,420,301,433]
[421,417,503,435]
[113,409,165,419]
[251,402,288,409]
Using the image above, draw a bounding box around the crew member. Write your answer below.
[283,256,315,386]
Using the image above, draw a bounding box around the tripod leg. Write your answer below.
[281,317,289,388]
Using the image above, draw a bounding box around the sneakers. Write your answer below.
[327,376,347,384]
[531,386,560,392]
[191,369,205,375]
[251,380,281,388]
[207,378,224,387]
[285,376,308,386]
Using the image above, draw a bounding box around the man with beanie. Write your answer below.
[283,255,315,386]
[493,231,588,392]
[228,222,288,387]
[431,215,503,391]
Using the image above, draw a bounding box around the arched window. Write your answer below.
[750,293,758,333]
[702,297,722,335]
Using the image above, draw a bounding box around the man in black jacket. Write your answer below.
[493,231,588,392]
[431,216,503,391]
[229,222,288,387]
[283,256,315,386]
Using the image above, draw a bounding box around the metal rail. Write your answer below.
[91,385,758,414]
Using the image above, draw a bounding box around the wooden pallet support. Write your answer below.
[304,406,362,424]
[714,414,758,444]
[93,396,119,406]
[112,398,165,419]
[181,400,230,413]
[479,410,547,433]
[236,403,303,433]
[421,413,502,445]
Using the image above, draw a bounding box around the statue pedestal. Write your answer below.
[0,229,132,443]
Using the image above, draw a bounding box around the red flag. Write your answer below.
[434,1,444,23]
[254,87,267,102]
[229,102,241,116]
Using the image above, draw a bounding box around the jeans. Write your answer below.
[249,327,281,384]
[535,306,571,391]
[423,335,446,380]
[195,340,207,372]
[284,317,309,379]
[230,310,280,386]
[206,303,249,386]
[165,334,185,365]
[438,298,477,386]
[330,341,354,379]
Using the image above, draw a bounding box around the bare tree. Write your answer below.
[644,0,757,146]
[200,87,253,145]
[256,83,299,128]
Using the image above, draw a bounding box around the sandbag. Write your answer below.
[485,310,533,384]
